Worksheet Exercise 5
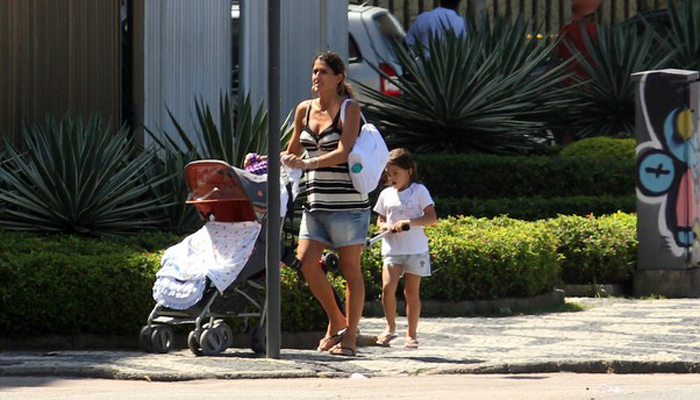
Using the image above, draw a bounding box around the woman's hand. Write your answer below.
[281,154,319,170]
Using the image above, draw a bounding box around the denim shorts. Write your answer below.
[383,251,431,277]
[299,209,371,248]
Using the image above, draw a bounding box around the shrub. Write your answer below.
[362,216,560,301]
[360,16,573,154]
[415,153,635,199]
[436,194,636,220]
[0,231,165,337]
[560,137,636,160]
[564,22,668,138]
[0,230,343,337]
[0,115,171,236]
[546,212,637,284]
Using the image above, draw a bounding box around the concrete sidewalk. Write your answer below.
[2,297,700,381]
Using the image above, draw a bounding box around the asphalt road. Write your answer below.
[2,374,700,400]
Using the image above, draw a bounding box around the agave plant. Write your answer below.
[0,115,170,235]
[566,22,670,138]
[156,93,293,166]
[147,93,294,234]
[358,15,574,154]
[663,0,700,71]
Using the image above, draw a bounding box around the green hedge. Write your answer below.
[547,212,637,285]
[560,137,636,160]
[362,216,560,301]
[0,232,163,337]
[0,231,343,337]
[436,195,636,220]
[415,153,635,199]
[0,212,637,337]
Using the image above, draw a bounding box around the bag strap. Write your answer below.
[304,100,313,127]
[340,98,367,126]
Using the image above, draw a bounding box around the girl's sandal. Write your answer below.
[375,331,398,347]
[404,338,419,349]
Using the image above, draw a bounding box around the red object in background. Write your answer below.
[558,21,597,81]
[379,62,401,97]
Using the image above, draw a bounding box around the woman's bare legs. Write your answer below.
[380,264,402,335]
[330,243,365,354]
[297,239,346,347]
[403,273,422,347]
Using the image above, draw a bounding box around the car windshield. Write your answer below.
[373,12,404,59]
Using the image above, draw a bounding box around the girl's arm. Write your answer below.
[391,205,437,232]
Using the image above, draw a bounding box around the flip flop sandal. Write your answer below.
[404,338,419,349]
[329,345,357,357]
[317,328,347,352]
[375,331,398,347]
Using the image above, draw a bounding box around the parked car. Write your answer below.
[230,3,404,104]
[347,4,405,104]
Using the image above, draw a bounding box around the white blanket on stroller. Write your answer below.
[155,221,262,302]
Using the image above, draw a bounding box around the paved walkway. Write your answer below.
[2,297,700,380]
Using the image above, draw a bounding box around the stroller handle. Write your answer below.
[366,224,410,247]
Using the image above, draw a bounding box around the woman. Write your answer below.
[281,51,369,357]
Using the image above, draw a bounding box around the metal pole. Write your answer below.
[266,0,281,359]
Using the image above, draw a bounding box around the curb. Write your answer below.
[431,361,700,375]
[3,360,700,381]
[364,289,565,317]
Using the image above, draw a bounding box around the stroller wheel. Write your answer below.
[150,325,174,353]
[139,326,154,352]
[321,252,339,275]
[200,328,224,356]
[250,325,266,354]
[213,322,233,351]
[187,330,204,356]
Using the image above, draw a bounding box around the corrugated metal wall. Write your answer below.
[0,0,121,145]
[141,0,231,149]
[240,0,348,123]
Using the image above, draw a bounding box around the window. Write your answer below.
[349,34,361,63]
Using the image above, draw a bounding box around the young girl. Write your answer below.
[373,148,437,349]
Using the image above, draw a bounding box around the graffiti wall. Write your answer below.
[635,69,700,270]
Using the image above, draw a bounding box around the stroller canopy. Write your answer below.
[185,160,268,222]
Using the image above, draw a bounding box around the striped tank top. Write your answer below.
[299,100,370,212]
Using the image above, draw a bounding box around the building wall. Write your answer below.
[240,0,348,124]
[0,0,121,145]
[140,0,231,149]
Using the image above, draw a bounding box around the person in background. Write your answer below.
[558,0,602,80]
[406,0,466,51]
[554,0,602,145]
[373,148,437,349]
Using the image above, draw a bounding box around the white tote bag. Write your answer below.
[341,99,390,195]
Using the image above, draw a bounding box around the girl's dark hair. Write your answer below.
[387,148,420,183]
[313,51,355,98]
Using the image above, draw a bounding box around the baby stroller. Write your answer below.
[139,159,296,356]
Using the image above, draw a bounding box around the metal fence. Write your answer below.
[352,0,674,34]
